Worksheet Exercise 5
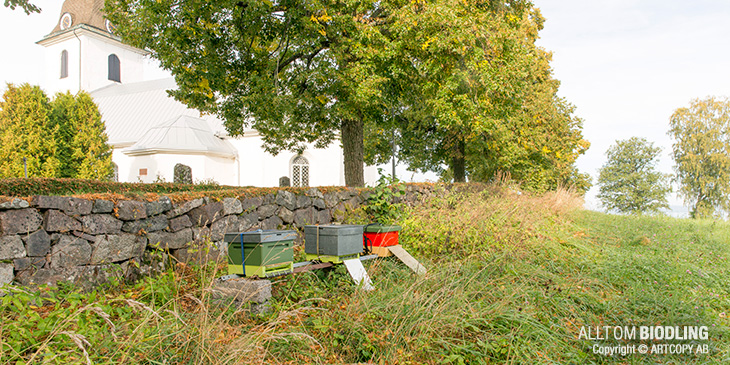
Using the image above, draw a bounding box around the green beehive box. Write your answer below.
[304,225,363,257]
[224,230,295,275]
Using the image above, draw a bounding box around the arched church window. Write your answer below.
[291,155,309,187]
[60,50,68,79]
[112,163,119,182]
[108,54,121,82]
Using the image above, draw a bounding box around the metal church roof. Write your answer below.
[124,115,237,158]
[90,78,227,147]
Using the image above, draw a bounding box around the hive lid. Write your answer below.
[304,225,363,236]
[224,230,297,243]
[364,224,402,233]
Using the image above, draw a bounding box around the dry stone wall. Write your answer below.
[0,185,436,289]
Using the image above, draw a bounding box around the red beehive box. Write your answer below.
[363,224,401,247]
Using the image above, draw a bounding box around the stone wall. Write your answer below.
[0,185,435,288]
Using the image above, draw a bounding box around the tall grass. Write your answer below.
[2,184,729,364]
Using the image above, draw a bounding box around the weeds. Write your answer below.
[1,183,729,363]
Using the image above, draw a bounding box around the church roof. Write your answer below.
[90,78,228,146]
[124,115,237,158]
[50,0,108,35]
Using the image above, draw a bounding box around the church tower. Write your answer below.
[36,0,148,95]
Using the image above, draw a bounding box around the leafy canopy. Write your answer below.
[366,0,589,190]
[0,84,60,178]
[106,0,397,186]
[0,84,114,180]
[597,137,670,215]
[3,0,39,14]
[668,96,730,218]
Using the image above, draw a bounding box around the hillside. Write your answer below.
[1,184,729,364]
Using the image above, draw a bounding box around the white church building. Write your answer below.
[36,0,380,187]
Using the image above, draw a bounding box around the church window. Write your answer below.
[291,155,309,187]
[139,168,148,176]
[112,163,119,182]
[60,13,72,30]
[108,54,121,82]
[105,19,116,34]
[60,50,68,79]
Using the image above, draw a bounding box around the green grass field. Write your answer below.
[2,186,729,364]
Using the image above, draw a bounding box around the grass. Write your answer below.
[1,184,729,364]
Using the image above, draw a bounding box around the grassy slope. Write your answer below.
[1,186,729,364]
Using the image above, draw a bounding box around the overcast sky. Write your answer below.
[2,1,730,215]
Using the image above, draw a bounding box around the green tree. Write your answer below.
[365,0,589,190]
[668,97,730,218]
[597,137,671,214]
[0,83,60,178]
[68,92,115,179]
[49,92,77,178]
[3,0,39,14]
[106,0,395,187]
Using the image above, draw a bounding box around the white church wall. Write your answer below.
[116,153,237,184]
[42,39,80,95]
[227,135,346,187]
[82,36,145,92]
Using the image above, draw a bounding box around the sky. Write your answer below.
[534,0,730,215]
[1,1,730,215]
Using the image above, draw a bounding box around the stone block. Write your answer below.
[43,210,81,232]
[22,230,50,257]
[50,235,92,269]
[13,257,31,272]
[0,198,30,210]
[32,196,92,215]
[210,278,271,304]
[275,191,296,211]
[293,207,317,227]
[166,198,204,218]
[306,187,324,199]
[0,208,43,235]
[188,201,224,226]
[222,198,243,215]
[210,216,239,242]
[169,215,192,232]
[256,204,278,219]
[238,212,258,231]
[80,214,123,235]
[278,207,294,224]
[91,234,147,264]
[15,267,73,287]
[0,263,13,285]
[318,209,332,225]
[146,196,173,217]
[337,190,353,201]
[66,198,93,216]
[115,201,147,221]
[193,227,212,244]
[122,214,169,233]
[147,228,193,250]
[0,235,26,260]
[241,196,263,212]
[260,216,283,230]
[171,243,222,265]
[13,257,43,272]
[92,199,115,214]
[323,193,340,208]
[296,195,312,209]
[312,198,326,210]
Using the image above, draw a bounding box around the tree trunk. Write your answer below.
[452,139,466,182]
[341,118,365,187]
